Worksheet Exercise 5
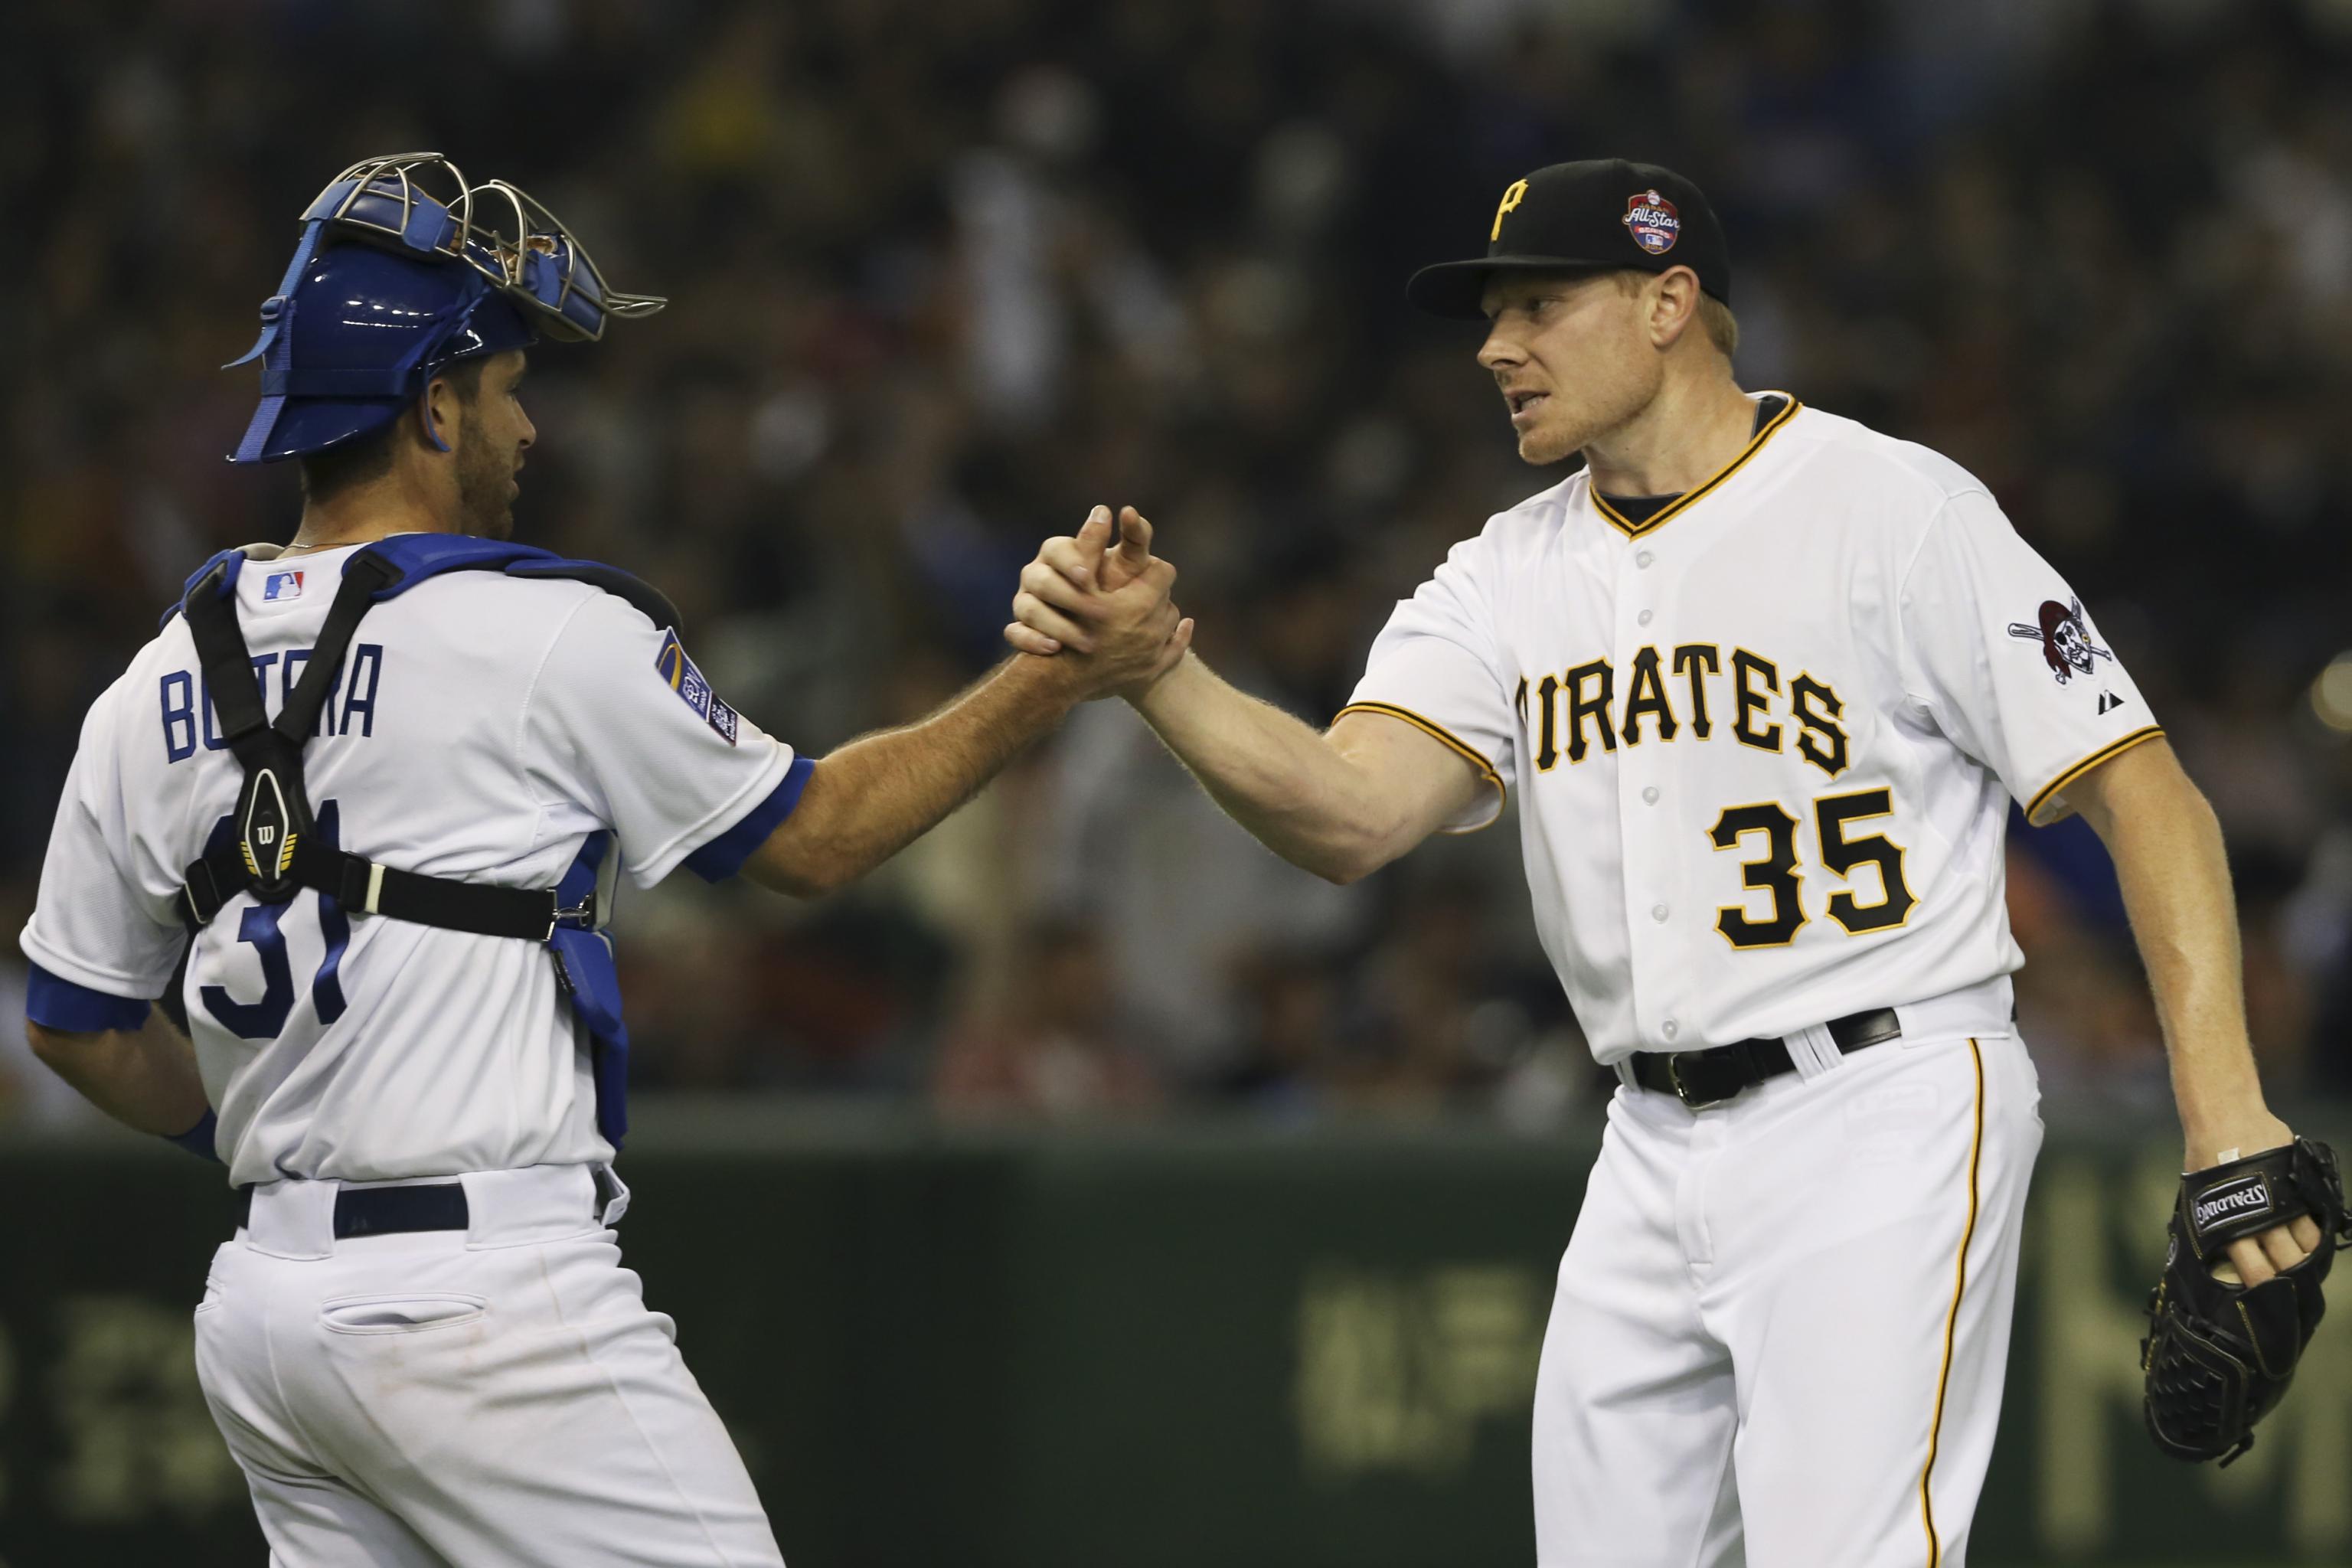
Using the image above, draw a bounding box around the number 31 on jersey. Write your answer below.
[1707,787,1916,949]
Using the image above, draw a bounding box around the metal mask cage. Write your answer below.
[302,152,666,342]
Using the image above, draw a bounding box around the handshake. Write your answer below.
[1001,504,1194,702]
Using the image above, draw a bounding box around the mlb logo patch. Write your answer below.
[654,629,740,746]
[678,663,714,720]
[263,570,305,602]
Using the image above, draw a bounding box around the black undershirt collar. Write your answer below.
[1595,394,1788,527]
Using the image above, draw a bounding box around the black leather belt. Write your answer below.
[1626,1007,1903,1109]
[230,1182,471,1238]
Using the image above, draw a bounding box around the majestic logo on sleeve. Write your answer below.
[2006,598,2112,685]
[655,629,740,745]
[1622,190,1681,255]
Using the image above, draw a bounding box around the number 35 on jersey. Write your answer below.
[1512,639,1916,952]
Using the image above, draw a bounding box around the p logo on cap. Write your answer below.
[1491,178,1530,243]
[1406,160,1733,321]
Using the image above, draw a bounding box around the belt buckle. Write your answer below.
[1667,1053,1731,1111]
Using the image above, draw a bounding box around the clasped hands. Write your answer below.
[1004,505,1192,699]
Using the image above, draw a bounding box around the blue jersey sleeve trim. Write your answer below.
[682,756,815,884]
[165,1107,223,1164]
[25,963,154,1032]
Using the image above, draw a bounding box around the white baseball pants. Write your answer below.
[192,1164,786,1567]
[1533,1022,2042,1567]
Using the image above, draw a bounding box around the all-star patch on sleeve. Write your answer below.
[654,629,740,745]
[527,594,805,887]
[1896,487,2162,825]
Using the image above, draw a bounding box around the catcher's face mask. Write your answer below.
[225,152,666,464]
[301,153,665,344]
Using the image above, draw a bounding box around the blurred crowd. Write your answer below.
[5,0,2351,1132]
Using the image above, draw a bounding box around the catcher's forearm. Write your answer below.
[26,1009,209,1135]
[747,655,1083,897]
[2068,742,2267,1149]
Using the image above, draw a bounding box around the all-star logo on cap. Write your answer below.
[1622,189,1680,255]
[1403,159,1733,319]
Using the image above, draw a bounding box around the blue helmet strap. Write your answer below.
[225,223,327,465]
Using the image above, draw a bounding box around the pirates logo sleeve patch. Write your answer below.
[2004,597,2113,687]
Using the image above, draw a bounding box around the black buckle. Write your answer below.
[181,858,225,928]
[335,856,377,915]
[1666,1050,1735,1110]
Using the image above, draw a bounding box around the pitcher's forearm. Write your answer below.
[2075,746,2269,1152]
[1131,655,1409,882]
[2113,794,2262,1135]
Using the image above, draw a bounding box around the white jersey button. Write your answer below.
[1661,1019,1681,1040]
[1642,786,1660,805]
[1651,903,1669,922]
[1637,609,1654,626]
[1635,550,1655,569]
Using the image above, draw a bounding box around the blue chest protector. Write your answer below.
[169,535,676,1147]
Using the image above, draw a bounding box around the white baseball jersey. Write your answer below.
[1343,392,2161,1060]
[21,541,807,1186]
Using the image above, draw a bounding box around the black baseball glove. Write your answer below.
[2141,1136,2352,1465]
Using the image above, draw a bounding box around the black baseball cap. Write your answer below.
[1406,158,1732,319]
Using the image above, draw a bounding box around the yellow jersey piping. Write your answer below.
[2024,725,2164,825]
[1589,394,1804,541]
[1333,701,1508,831]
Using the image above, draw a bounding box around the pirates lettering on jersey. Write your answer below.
[1523,644,1851,780]
[158,644,387,763]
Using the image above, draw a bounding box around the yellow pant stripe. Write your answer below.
[1919,1036,1985,1568]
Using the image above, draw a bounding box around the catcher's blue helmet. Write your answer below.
[227,153,665,464]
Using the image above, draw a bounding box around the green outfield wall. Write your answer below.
[2,1106,2347,1567]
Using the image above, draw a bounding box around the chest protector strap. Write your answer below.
[175,554,591,942]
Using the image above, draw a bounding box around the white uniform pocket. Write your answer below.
[320,1293,489,1335]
